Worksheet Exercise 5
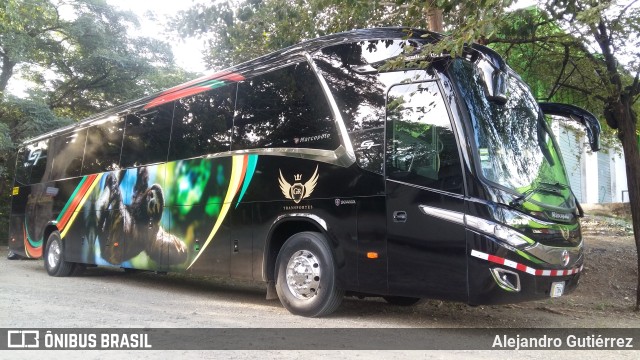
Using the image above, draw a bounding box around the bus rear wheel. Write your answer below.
[44,231,76,277]
[275,231,344,317]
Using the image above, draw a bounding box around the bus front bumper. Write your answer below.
[467,249,583,305]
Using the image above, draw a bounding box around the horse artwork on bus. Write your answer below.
[8,28,600,317]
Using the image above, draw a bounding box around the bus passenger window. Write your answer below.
[233,62,339,151]
[50,130,86,180]
[122,103,173,168]
[386,81,463,194]
[313,40,430,174]
[14,147,31,185]
[169,85,234,161]
[82,118,124,175]
[19,140,50,184]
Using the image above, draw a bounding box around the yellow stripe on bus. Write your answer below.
[60,173,103,239]
[187,155,245,269]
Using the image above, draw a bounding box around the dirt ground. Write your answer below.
[417,214,639,328]
[337,213,640,328]
[1,214,638,330]
[1,214,638,359]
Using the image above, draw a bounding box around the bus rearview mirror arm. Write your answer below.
[538,102,601,152]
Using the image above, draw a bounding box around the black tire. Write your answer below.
[44,231,76,277]
[383,296,421,306]
[275,231,344,317]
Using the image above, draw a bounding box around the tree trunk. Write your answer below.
[607,100,640,311]
[0,56,17,93]
[426,7,444,32]
[621,124,640,312]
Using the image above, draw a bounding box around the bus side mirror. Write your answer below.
[538,102,601,152]
[472,44,509,105]
[476,57,507,104]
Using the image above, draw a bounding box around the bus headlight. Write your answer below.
[465,215,534,248]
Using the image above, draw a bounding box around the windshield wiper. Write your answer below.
[509,182,564,207]
[539,181,569,189]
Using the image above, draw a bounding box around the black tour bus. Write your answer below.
[9,28,600,317]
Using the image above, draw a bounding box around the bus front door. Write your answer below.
[384,80,467,300]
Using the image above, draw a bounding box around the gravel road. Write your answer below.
[1,245,638,359]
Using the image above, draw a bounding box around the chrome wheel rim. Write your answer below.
[286,250,321,300]
[47,239,61,269]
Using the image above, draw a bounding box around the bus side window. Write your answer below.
[386,81,463,194]
[14,147,31,185]
[313,40,428,174]
[121,103,173,168]
[232,61,339,151]
[50,130,86,180]
[21,140,50,184]
[169,85,234,161]
[82,118,124,175]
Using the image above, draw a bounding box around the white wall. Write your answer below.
[553,121,628,204]
[612,151,629,202]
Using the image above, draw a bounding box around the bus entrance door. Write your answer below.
[384,80,467,300]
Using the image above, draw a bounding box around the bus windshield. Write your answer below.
[450,59,574,210]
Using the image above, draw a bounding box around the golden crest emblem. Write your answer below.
[278,166,319,204]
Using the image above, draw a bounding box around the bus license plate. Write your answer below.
[550,281,565,297]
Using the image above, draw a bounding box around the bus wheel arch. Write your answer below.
[265,217,329,283]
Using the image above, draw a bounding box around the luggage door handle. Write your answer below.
[393,211,407,223]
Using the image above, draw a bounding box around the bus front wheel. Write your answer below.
[44,231,76,277]
[275,231,344,317]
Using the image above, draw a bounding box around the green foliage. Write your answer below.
[170,0,516,69]
[1,0,182,117]
[484,2,639,149]
[0,0,192,244]
[0,95,73,243]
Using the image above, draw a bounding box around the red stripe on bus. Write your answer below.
[57,174,98,230]
[144,72,245,109]
[157,71,239,95]
[236,155,249,195]
[24,226,42,258]
[487,254,504,265]
[471,250,582,277]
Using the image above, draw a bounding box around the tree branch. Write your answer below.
[547,45,571,100]
[593,19,623,94]
[557,82,608,102]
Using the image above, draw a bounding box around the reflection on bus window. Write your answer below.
[233,62,339,151]
[82,117,124,174]
[50,130,86,179]
[170,86,234,161]
[314,40,431,174]
[386,81,463,194]
[122,103,173,168]
[18,140,50,184]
